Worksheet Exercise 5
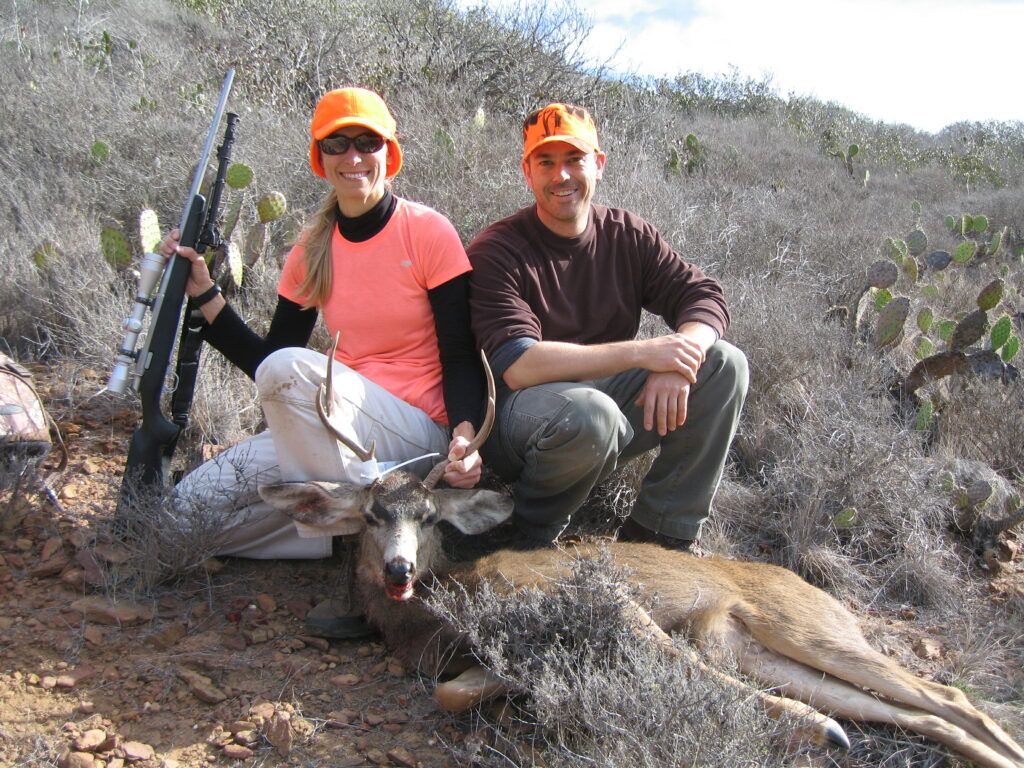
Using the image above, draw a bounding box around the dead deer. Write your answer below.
[257,352,1024,768]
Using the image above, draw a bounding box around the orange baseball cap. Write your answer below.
[309,87,403,178]
[522,103,601,160]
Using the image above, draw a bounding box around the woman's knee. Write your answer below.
[255,347,330,398]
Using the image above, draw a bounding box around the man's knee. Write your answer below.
[535,387,627,457]
[703,341,749,401]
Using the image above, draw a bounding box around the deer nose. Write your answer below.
[385,559,414,584]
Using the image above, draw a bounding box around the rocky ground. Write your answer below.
[1,362,1022,768]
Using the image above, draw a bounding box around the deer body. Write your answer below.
[256,350,1024,768]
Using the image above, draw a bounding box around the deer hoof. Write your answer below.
[434,665,507,712]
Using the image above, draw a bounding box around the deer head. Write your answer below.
[259,343,511,601]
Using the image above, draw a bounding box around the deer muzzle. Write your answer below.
[384,558,416,602]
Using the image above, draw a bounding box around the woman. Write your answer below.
[169,87,485,636]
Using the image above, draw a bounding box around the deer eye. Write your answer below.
[363,513,382,528]
[421,513,439,526]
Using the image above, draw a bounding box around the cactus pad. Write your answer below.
[244,222,268,266]
[873,288,893,310]
[138,209,161,254]
[915,336,934,360]
[971,214,989,233]
[902,256,919,283]
[834,507,857,529]
[1001,335,1020,362]
[922,284,941,301]
[976,279,1004,311]
[905,351,968,392]
[906,229,927,256]
[101,226,132,270]
[434,129,455,156]
[886,238,909,261]
[911,200,922,216]
[986,227,1005,257]
[222,194,243,242]
[936,319,956,341]
[916,307,933,334]
[953,241,976,264]
[867,260,898,289]
[473,107,487,129]
[926,250,951,271]
[990,315,1012,350]
[950,309,988,351]
[914,400,934,430]
[226,241,244,286]
[256,191,287,223]
[226,163,254,190]
[90,140,110,162]
[31,239,62,271]
[943,214,956,231]
[873,296,909,349]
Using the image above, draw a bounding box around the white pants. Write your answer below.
[174,347,449,559]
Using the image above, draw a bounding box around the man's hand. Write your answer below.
[442,421,483,488]
[635,371,691,435]
[640,332,705,383]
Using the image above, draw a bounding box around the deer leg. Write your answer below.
[736,609,1024,766]
[738,647,1022,768]
[434,664,510,712]
[623,599,850,750]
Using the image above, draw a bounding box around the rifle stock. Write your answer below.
[115,70,235,519]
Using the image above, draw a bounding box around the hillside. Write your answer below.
[1,0,1022,766]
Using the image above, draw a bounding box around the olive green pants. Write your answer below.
[482,341,748,543]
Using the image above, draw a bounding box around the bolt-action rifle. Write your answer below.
[108,70,236,518]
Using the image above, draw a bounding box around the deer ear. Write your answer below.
[434,489,514,534]
[258,480,369,534]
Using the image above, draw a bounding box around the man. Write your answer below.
[467,103,748,549]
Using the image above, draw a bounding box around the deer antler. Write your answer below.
[316,331,376,462]
[422,351,496,490]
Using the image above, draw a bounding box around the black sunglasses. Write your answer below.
[318,132,386,155]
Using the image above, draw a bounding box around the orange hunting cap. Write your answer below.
[522,103,601,160]
[309,87,403,178]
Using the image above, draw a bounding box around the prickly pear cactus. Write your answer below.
[226,162,254,190]
[905,351,968,392]
[244,222,268,266]
[222,194,244,243]
[907,229,927,257]
[949,309,988,351]
[101,226,132,270]
[990,315,1012,350]
[926,250,951,271]
[914,399,934,430]
[874,296,909,349]
[976,279,1004,311]
[226,241,244,286]
[31,239,62,271]
[256,191,287,223]
[953,240,976,265]
[867,260,899,289]
[902,256,919,284]
[915,336,934,360]
[916,307,933,334]
[138,209,162,254]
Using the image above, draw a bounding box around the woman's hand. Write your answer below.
[160,228,215,298]
[160,228,225,322]
[443,421,483,488]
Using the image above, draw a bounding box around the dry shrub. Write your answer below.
[937,378,1024,486]
[426,550,797,768]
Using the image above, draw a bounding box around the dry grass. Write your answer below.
[426,550,797,768]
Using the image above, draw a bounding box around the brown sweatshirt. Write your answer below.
[468,204,730,375]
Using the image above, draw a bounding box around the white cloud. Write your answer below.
[576,0,1024,132]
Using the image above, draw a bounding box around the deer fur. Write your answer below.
[259,477,1024,768]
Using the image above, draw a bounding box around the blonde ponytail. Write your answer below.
[294,190,339,309]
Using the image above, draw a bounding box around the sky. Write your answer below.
[465,0,1023,134]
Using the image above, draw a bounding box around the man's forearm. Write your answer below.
[503,321,720,391]
[502,340,644,390]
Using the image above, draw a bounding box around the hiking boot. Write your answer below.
[304,598,376,640]
[616,517,695,553]
[304,536,378,640]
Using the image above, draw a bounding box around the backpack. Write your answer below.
[0,352,66,473]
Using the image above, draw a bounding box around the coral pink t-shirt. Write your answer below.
[278,198,471,423]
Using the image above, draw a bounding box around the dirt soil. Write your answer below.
[1,363,1022,768]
